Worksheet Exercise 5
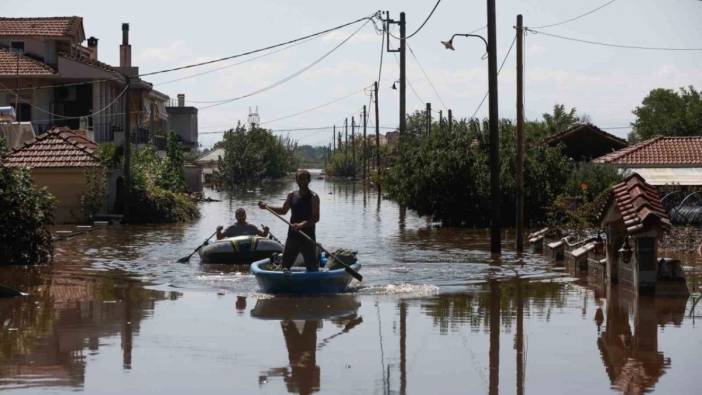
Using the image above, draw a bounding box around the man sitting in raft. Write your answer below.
[216,208,269,240]
[258,170,320,271]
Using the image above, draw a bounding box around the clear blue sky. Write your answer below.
[4,0,701,147]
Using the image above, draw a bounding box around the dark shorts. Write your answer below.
[282,230,318,271]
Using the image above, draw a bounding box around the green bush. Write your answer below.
[80,167,107,220]
[0,138,56,265]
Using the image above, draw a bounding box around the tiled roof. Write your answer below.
[0,48,56,76]
[545,123,628,147]
[598,173,671,234]
[593,136,702,166]
[58,52,123,78]
[0,17,83,38]
[5,127,101,168]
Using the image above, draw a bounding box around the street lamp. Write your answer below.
[442,30,501,255]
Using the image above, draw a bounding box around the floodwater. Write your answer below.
[0,174,700,394]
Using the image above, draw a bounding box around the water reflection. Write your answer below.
[597,287,687,394]
[251,296,362,395]
[0,269,177,390]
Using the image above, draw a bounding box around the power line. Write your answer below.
[199,125,397,135]
[406,0,442,39]
[196,19,371,110]
[138,14,376,78]
[532,0,618,29]
[261,86,369,125]
[525,28,702,51]
[153,33,328,87]
[407,43,447,108]
[471,34,517,119]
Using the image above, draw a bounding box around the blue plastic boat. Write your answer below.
[251,258,361,294]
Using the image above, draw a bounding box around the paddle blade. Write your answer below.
[346,266,363,282]
[176,255,191,263]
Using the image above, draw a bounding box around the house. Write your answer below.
[166,94,198,150]
[593,136,702,187]
[4,127,113,223]
[545,123,628,161]
[196,148,224,185]
[0,17,169,144]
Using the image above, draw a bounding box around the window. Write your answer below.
[10,41,24,53]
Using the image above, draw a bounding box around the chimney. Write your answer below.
[87,36,98,60]
[119,23,131,68]
[177,94,185,107]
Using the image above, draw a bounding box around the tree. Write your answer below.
[0,139,56,265]
[542,104,579,134]
[630,86,702,142]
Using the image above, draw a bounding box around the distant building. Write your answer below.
[544,123,628,161]
[0,17,169,144]
[593,136,702,187]
[196,148,224,184]
[4,127,113,223]
[166,94,198,149]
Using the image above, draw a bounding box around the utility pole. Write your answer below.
[399,12,406,138]
[338,131,342,156]
[332,125,336,153]
[122,75,132,221]
[384,12,406,139]
[439,110,443,131]
[344,117,348,164]
[516,14,525,253]
[374,81,380,177]
[351,115,356,178]
[425,103,431,135]
[487,0,501,255]
[448,109,453,133]
[363,105,367,181]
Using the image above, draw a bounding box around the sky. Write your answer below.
[3,0,702,148]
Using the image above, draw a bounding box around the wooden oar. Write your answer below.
[263,206,363,282]
[177,230,218,263]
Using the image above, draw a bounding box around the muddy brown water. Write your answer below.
[0,175,700,394]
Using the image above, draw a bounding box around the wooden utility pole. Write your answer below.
[344,118,348,163]
[399,12,406,138]
[374,81,380,176]
[426,103,431,135]
[351,115,356,177]
[338,132,342,155]
[487,0,501,255]
[448,109,453,132]
[439,110,443,131]
[516,14,525,253]
[122,75,131,220]
[362,105,367,181]
[332,125,336,153]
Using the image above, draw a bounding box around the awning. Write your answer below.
[623,167,702,186]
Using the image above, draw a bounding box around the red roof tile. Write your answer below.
[5,127,100,168]
[593,136,702,166]
[598,173,671,234]
[0,48,56,76]
[0,17,83,39]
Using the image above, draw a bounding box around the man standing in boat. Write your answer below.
[216,208,269,240]
[258,170,320,271]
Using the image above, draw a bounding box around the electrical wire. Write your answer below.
[153,33,330,87]
[525,28,702,51]
[138,14,376,78]
[407,43,447,108]
[471,34,517,119]
[260,86,369,125]
[532,0,618,29]
[196,19,371,110]
[199,125,397,135]
[0,81,128,121]
[406,0,442,39]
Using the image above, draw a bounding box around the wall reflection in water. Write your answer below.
[251,296,362,395]
[0,268,178,391]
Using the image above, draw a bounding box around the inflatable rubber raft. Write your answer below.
[251,258,361,294]
[198,235,283,264]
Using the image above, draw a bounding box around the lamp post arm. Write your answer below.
[451,33,489,51]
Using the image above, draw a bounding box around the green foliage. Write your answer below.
[95,143,122,169]
[157,132,187,193]
[542,104,580,135]
[384,107,622,228]
[127,143,199,223]
[630,86,702,142]
[216,124,297,186]
[0,139,56,265]
[80,167,107,220]
[325,136,389,178]
[294,145,329,168]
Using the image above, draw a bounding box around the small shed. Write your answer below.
[598,173,671,291]
[545,123,628,161]
[5,128,105,223]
